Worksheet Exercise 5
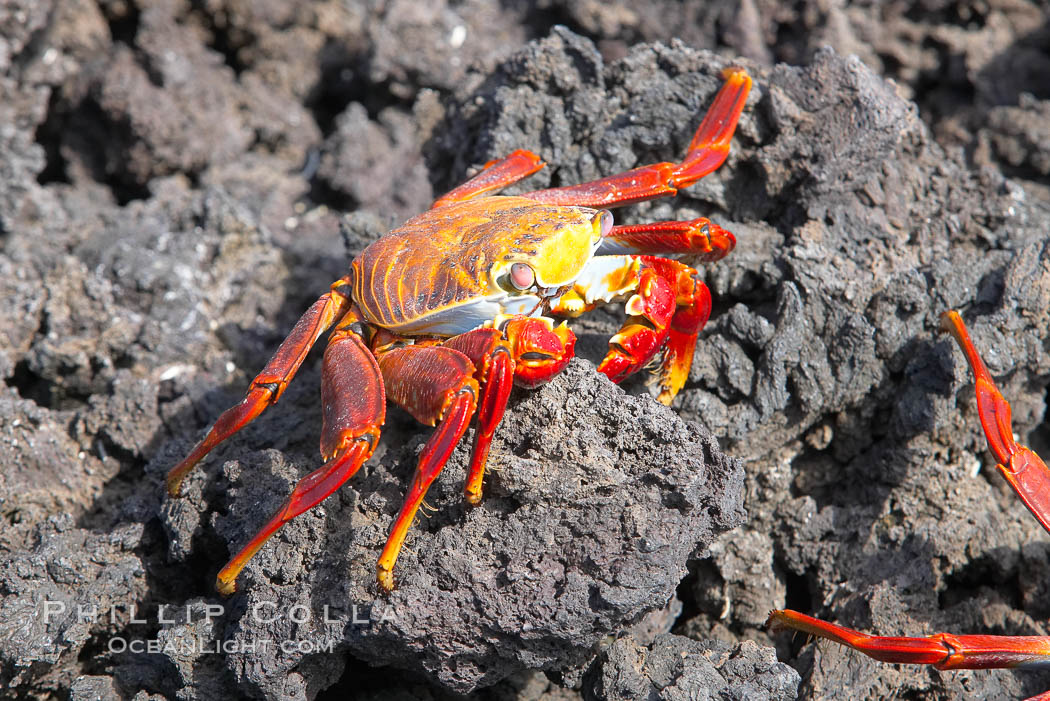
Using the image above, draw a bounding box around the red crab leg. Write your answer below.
[522,67,751,208]
[768,311,1050,672]
[444,318,576,504]
[432,150,545,208]
[374,345,479,591]
[599,218,736,263]
[941,310,1050,534]
[215,313,385,595]
[767,610,1050,670]
[167,278,355,496]
[441,328,515,505]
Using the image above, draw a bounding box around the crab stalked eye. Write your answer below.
[509,262,535,290]
[597,209,614,237]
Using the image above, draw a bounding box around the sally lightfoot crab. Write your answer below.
[769,311,1050,698]
[167,67,752,595]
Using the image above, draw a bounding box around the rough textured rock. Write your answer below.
[161,360,743,695]
[4,1,1050,700]
[588,634,799,701]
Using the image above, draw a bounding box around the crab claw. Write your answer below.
[501,316,576,387]
[940,311,1050,536]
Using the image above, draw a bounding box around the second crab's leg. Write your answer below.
[215,312,385,595]
[767,610,1050,670]
[167,278,355,495]
[522,67,751,208]
[767,310,1050,672]
[940,310,1050,534]
[373,344,480,591]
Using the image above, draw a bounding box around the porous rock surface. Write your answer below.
[159,359,745,695]
[3,1,1050,700]
[588,633,798,701]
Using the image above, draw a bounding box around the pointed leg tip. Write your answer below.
[165,468,190,497]
[939,309,963,334]
[377,566,395,593]
[722,65,752,85]
[216,576,238,597]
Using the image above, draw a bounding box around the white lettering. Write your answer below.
[157,605,175,624]
[202,603,224,625]
[129,605,147,624]
[288,604,309,624]
[43,600,66,623]
[377,606,397,624]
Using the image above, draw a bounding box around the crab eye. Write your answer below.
[509,262,535,290]
[597,210,614,237]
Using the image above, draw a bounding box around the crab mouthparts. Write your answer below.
[519,351,554,361]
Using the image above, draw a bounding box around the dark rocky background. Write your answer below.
[3,1,1050,699]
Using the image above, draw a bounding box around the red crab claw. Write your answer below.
[940,310,1050,535]
[502,316,576,387]
[588,256,711,404]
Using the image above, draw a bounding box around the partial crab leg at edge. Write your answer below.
[940,310,1050,534]
[768,310,1050,679]
[767,609,1050,671]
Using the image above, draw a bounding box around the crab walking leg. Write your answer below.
[941,310,1050,534]
[597,218,736,263]
[522,67,751,208]
[444,318,576,504]
[441,328,516,505]
[432,150,545,208]
[767,610,1050,670]
[374,345,479,591]
[215,316,385,595]
[167,278,355,495]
